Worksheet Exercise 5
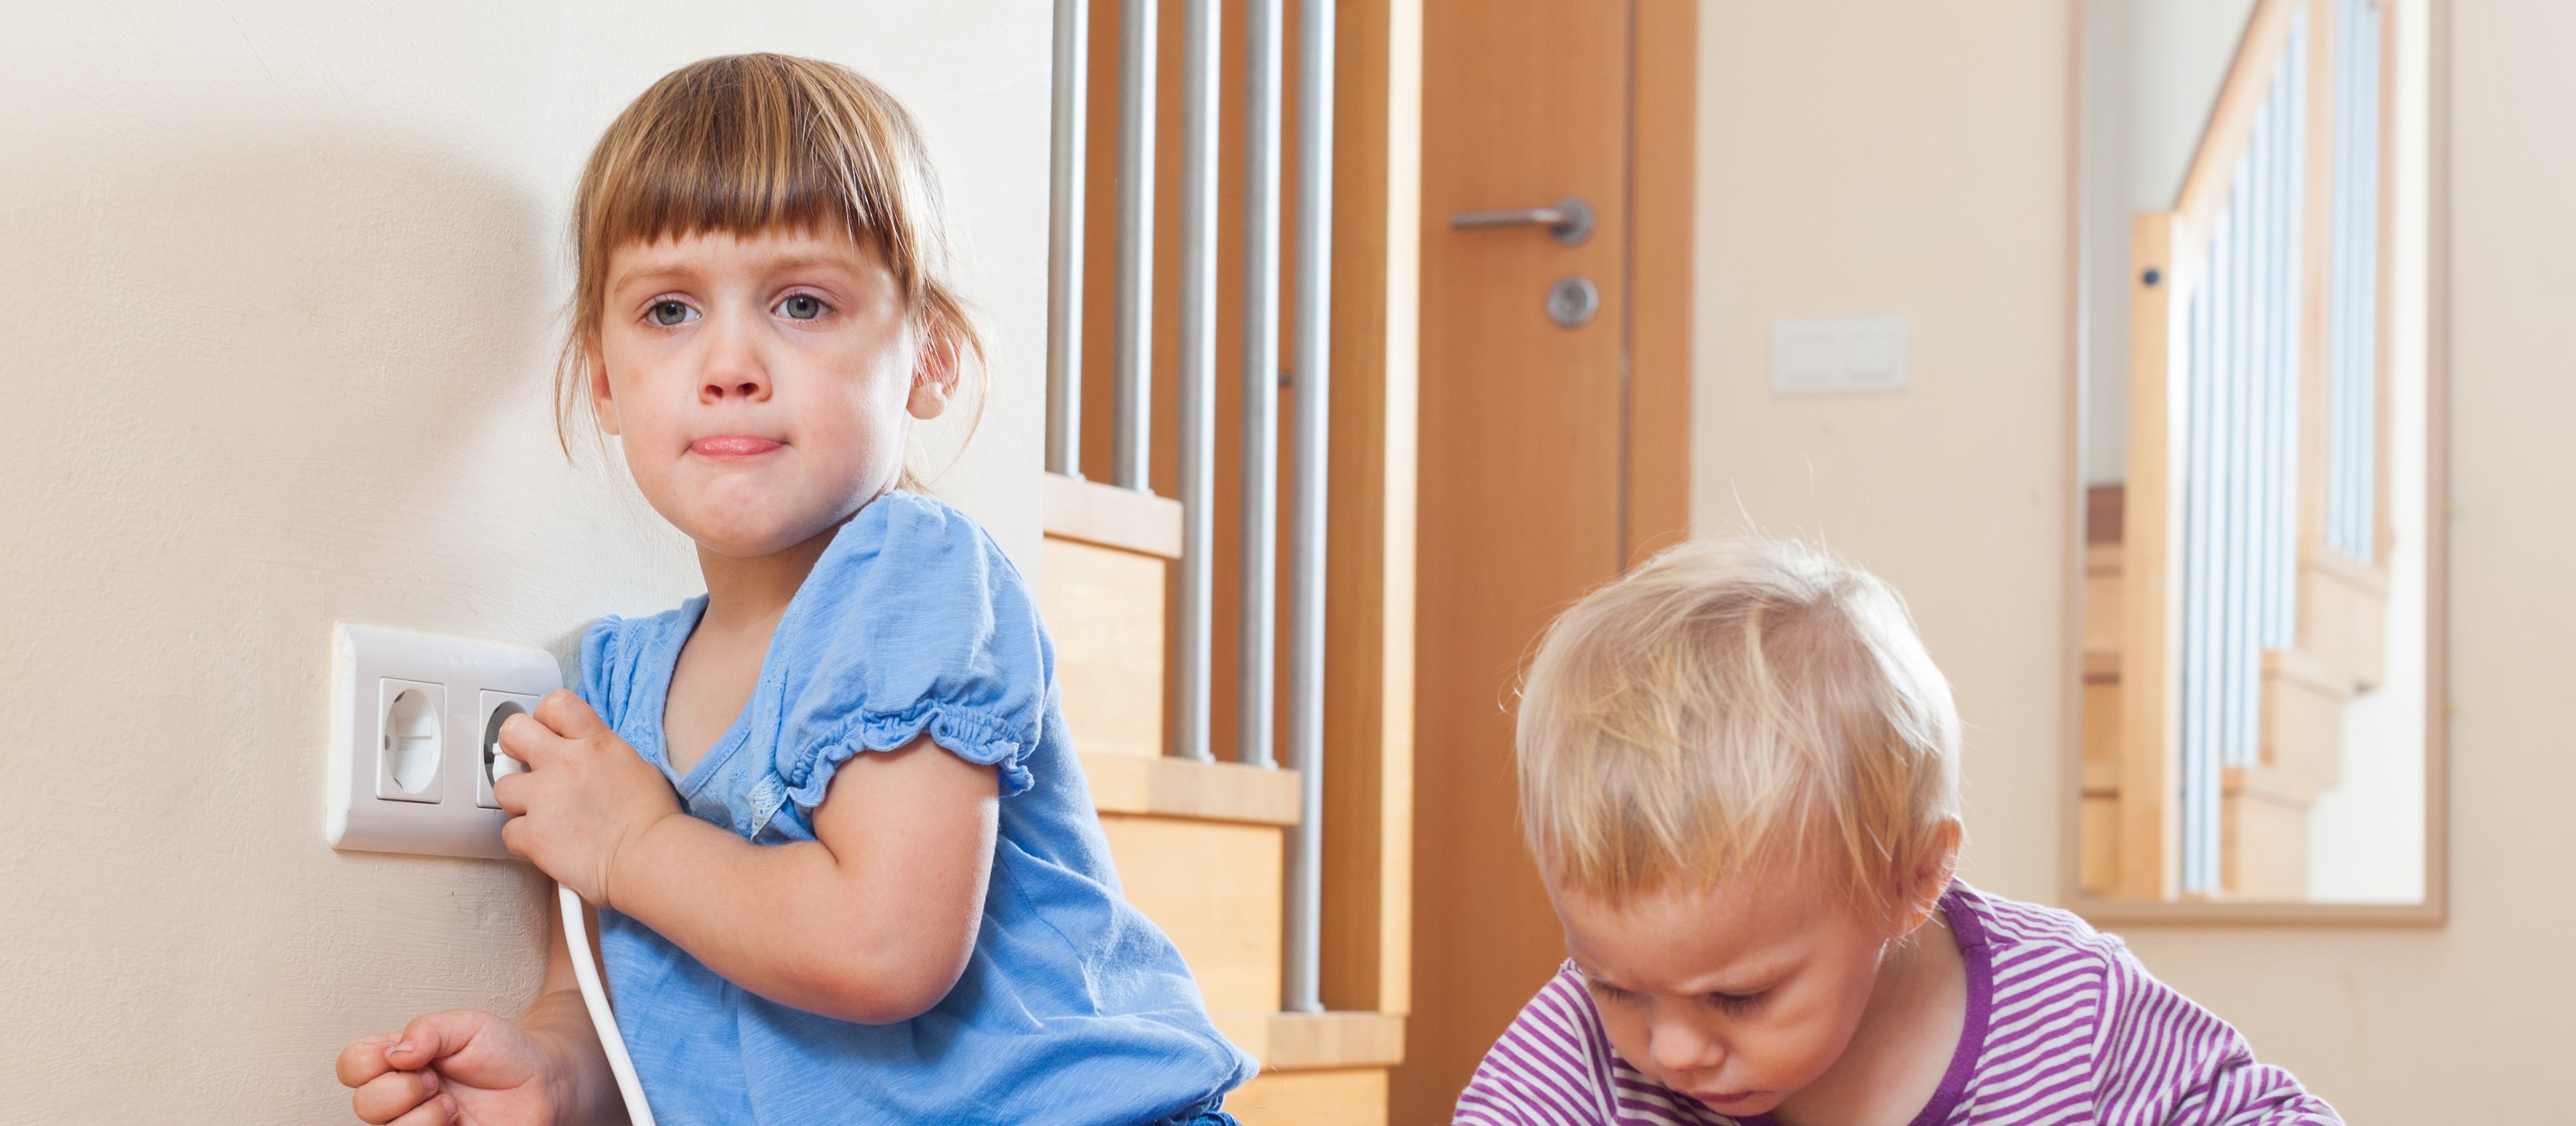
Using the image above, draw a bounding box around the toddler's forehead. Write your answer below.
[1558,873,1874,989]
[1563,863,1862,938]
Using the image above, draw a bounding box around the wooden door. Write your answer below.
[1395,1,1695,1121]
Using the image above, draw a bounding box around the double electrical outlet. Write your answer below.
[325,624,562,860]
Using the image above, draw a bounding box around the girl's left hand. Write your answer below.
[492,690,681,907]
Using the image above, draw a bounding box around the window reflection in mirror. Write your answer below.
[2075,0,2436,907]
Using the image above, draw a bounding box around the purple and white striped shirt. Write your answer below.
[1454,883,2339,1125]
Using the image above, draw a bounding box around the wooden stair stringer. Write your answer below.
[2084,511,2389,898]
[1039,472,1404,1125]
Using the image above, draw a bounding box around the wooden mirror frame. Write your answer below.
[2056,0,2449,926]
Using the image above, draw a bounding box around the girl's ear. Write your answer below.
[907,323,962,421]
[1890,819,1963,938]
[587,336,622,436]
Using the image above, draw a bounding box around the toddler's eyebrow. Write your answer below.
[742,252,864,275]
[607,263,698,290]
[610,253,859,291]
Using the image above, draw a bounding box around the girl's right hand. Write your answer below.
[336,1009,558,1125]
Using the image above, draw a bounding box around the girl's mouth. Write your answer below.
[690,435,784,458]
[1690,1089,1769,1109]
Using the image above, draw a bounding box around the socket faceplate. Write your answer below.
[326,624,563,859]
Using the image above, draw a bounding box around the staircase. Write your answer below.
[2089,0,2394,900]
[1041,475,1402,1124]
[2081,485,2385,898]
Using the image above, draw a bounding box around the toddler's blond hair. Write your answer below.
[1517,537,1960,915]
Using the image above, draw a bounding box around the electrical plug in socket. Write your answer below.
[477,692,540,809]
[326,624,562,859]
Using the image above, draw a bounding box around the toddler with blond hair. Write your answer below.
[1456,538,2338,1125]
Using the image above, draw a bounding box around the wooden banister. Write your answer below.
[2119,211,2182,901]
[2175,0,2311,230]
[2110,0,2397,901]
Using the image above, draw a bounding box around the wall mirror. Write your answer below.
[2071,0,2444,917]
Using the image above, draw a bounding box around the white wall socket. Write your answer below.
[326,624,560,860]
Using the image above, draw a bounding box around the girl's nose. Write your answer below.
[698,315,772,402]
[1646,1012,1727,1076]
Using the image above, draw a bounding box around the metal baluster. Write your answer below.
[1046,0,1088,478]
[1239,0,1283,770]
[1282,0,1335,1017]
[1176,0,1220,760]
[1113,0,1158,490]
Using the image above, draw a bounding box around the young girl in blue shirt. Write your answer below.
[332,54,1256,1125]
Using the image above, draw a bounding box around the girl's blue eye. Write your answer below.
[649,300,694,327]
[777,294,827,321]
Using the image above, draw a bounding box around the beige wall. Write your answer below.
[2079,0,2260,483]
[1695,0,2076,903]
[0,4,1047,1119]
[1695,0,2560,1117]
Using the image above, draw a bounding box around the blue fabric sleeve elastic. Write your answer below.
[773,495,1048,810]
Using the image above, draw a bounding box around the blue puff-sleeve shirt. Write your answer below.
[578,492,1257,1125]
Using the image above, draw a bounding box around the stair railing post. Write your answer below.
[1046,0,1088,478]
[1239,0,1284,770]
[1112,0,1158,491]
[1282,0,1335,1017]
[1175,0,1220,761]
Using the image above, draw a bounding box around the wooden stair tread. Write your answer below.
[2226,762,2328,806]
[1044,473,1184,559]
[2260,646,2346,696]
[1083,752,1303,826]
[2303,548,2391,598]
[1212,1011,1406,1071]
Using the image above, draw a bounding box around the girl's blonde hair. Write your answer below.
[556,53,985,483]
[1517,537,1960,916]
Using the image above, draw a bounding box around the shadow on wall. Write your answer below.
[0,116,682,1117]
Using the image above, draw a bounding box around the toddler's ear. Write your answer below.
[588,339,624,436]
[1893,819,1963,935]
[907,329,962,421]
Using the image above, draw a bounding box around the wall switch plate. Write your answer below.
[1771,316,1912,396]
[326,624,561,859]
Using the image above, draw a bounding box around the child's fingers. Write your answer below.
[533,689,606,739]
[382,1010,486,1072]
[492,773,520,816]
[334,1033,399,1088]
[499,812,534,860]
[495,712,564,770]
[384,1094,458,1126]
[491,766,535,816]
[349,1068,439,1125]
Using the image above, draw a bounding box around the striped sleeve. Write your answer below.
[1452,968,1619,1125]
[2089,943,2342,1125]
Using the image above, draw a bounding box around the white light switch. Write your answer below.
[326,624,562,860]
[1771,317,1911,396]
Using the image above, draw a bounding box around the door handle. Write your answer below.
[1448,195,1594,246]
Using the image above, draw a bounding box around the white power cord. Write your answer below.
[559,883,657,1126]
[492,747,656,1125]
